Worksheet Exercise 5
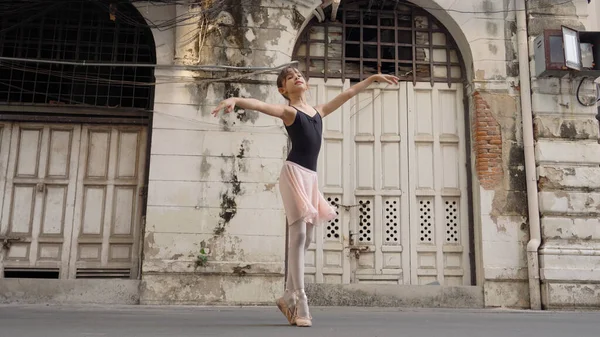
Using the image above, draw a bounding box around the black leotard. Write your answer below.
[285,107,322,171]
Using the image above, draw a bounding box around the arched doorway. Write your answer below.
[0,1,155,280]
[295,0,473,286]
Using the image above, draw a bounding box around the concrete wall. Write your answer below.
[137,0,532,308]
[589,0,600,31]
[528,0,600,309]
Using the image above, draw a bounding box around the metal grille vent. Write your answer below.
[76,268,131,279]
[444,199,459,243]
[384,198,400,245]
[294,0,463,84]
[0,1,155,109]
[418,198,434,242]
[358,198,373,243]
[325,196,341,240]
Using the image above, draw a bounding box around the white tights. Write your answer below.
[285,220,314,318]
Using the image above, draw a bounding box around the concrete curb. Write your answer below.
[0,279,140,305]
[306,283,485,308]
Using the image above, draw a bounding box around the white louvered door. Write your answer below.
[305,78,470,286]
[407,82,470,286]
[0,123,80,278]
[305,78,352,284]
[0,123,146,280]
[68,125,147,279]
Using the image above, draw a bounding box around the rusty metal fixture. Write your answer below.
[349,245,369,259]
[0,236,23,250]
[293,0,465,85]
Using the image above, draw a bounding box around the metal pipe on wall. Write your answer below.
[516,0,542,310]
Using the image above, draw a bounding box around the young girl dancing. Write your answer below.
[212,68,398,327]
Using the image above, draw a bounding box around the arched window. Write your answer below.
[294,0,464,85]
[0,1,155,110]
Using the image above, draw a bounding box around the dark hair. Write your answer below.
[276,66,305,100]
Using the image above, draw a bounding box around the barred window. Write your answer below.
[0,1,155,109]
[294,0,463,84]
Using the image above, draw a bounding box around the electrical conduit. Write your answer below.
[516,0,542,310]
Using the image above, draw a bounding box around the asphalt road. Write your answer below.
[0,305,598,337]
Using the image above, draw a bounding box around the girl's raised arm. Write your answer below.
[316,74,399,118]
[212,97,295,125]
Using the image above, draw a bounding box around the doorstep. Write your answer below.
[305,283,484,309]
[0,279,140,305]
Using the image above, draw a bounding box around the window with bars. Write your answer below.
[0,1,155,110]
[293,0,463,84]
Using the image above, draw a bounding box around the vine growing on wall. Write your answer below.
[194,247,209,268]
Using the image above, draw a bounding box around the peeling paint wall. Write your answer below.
[451,0,531,308]
[134,0,600,309]
[528,0,600,309]
[473,88,530,308]
[137,0,531,308]
[138,1,297,305]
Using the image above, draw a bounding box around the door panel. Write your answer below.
[305,78,351,284]
[407,82,470,286]
[0,124,80,278]
[0,122,146,280]
[305,79,470,286]
[69,125,146,279]
[350,83,410,285]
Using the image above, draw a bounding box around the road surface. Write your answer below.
[0,304,598,337]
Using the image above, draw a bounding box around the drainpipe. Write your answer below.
[516,0,542,310]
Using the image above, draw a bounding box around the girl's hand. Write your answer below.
[370,74,400,85]
[211,97,237,117]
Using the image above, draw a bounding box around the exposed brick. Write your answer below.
[473,92,504,190]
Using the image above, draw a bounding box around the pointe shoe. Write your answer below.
[295,315,312,327]
[276,293,296,325]
[294,289,312,327]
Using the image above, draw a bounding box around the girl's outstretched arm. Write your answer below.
[316,74,399,117]
[212,97,295,125]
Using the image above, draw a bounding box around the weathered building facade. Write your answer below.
[0,0,598,310]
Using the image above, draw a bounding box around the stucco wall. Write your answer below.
[528,0,600,309]
[137,1,303,305]
[137,0,534,308]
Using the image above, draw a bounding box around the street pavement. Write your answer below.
[0,304,599,337]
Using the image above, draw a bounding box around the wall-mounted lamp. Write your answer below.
[534,26,600,79]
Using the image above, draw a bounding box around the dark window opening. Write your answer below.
[4,269,60,279]
[295,0,464,84]
[0,1,155,109]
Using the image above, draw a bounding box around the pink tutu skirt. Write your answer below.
[279,161,337,226]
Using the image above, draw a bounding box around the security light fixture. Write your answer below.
[534,27,600,78]
[562,26,582,71]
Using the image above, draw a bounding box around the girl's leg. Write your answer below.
[304,223,315,252]
[285,221,313,291]
[285,220,313,292]
[288,220,312,326]
[287,219,307,292]
[278,219,308,325]
[285,230,295,291]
